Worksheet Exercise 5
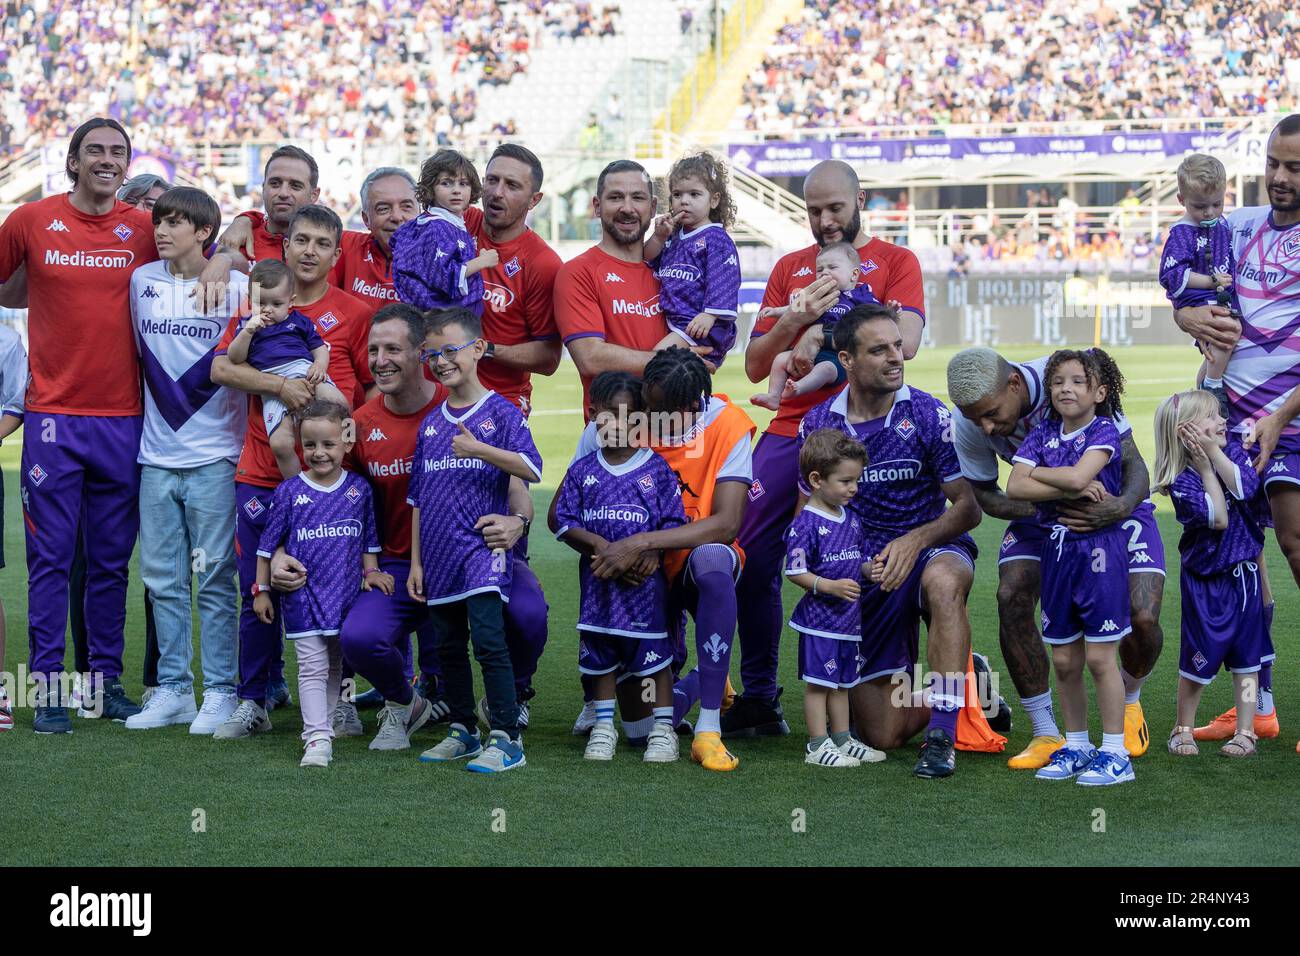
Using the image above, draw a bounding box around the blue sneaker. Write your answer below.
[265,679,293,712]
[353,686,385,710]
[466,730,526,773]
[1035,745,1098,780]
[419,722,482,762]
[1076,750,1135,786]
[34,705,72,734]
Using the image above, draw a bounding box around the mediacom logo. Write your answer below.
[44,248,135,269]
[610,296,661,317]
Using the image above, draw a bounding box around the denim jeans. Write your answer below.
[138,461,239,694]
[431,593,518,737]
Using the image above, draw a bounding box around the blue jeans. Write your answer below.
[138,461,239,694]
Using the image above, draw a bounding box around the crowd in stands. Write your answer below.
[737,0,1300,133]
[0,0,621,159]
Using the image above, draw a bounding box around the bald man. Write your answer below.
[725,160,927,736]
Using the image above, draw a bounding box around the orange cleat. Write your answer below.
[1193,706,1280,741]
[691,731,739,772]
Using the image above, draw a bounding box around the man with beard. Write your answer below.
[725,160,925,737]
[1174,114,1300,748]
[219,145,322,265]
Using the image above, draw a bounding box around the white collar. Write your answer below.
[441,391,494,423]
[299,471,347,493]
[804,502,845,523]
[424,206,467,230]
[829,384,911,427]
[597,447,653,475]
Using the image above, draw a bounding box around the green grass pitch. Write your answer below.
[1,344,1296,866]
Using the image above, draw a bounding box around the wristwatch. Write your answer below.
[250,583,269,597]
[511,513,531,536]
[483,340,496,360]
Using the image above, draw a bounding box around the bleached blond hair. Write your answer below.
[946,347,1012,408]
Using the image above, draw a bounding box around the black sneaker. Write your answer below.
[971,652,1012,733]
[34,705,72,734]
[94,678,142,722]
[415,676,451,726]
[353,686,385,709]
[914,728,956,779]
[720,685,790,738]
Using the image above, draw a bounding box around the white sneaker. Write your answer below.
[124,686,197,729]
[643,722,680,763]
[839,735,886,764]
[806,737,860,768]
[368,694,431,751]
[584,722,617,761]
[140,685,158,706]
[332,699,364,737]
[572,700,597,735]
[300,734,333,768]
[190,691,239,735]
[212,699,272,739]
[72,672,98,718]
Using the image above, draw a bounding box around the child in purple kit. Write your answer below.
[554,371,689,763]
[1158,153,1238,413]
[253,401,390,768]
[784,429,885,769]
[225,259,349,479]
[751,242,888,411]
[1153,390,1267,758]
[408,307,542,773]
[1008,348,1135,787]
[390,149,498,315]
[643,152,741,368]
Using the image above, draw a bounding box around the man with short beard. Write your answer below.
[725,160,925,738]
[219,145,322,265]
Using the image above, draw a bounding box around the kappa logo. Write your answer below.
[1195,234,1209,250]
[703,633,729,663]
[46,219,69,232]
[503,255,521,277]
[1193,651,1209,671]
[792,266,813,277]
[823,658,838,675]
[1163,254,1177,270]
[113,222,134,242]
[294,494,313,506]
[605,272,625,283]
[725,254,738,265]
[140,285,161,299]
[346,485,361,502]
[1099,620,1119,633]
[748,479,765,501]
[478,417,496,436]
[456,239,466,250]
[244,497,265,519]
[583,474,599,487]
[424,425,437,437]
[1269,459,1289,474]
[364,248,374,263]
[1046,437,1060,449]
[817,525,831,536]
[642,650,662,664]
[1129,551,1153,565]
[367,428,388,442]
[638,473,655,492]
[893,417,916,441]
[27,464,48,486]
[317,312,339,331]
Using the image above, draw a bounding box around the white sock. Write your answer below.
[696,707,721,734]
[652,706,673,726]
[1101,732,1127,756]
[1202,375,1224,389]
[1120,667,1147,706]
[1258,687,1275,714]
[594,698,616,727]
[1021,690,1061,738]
[621,715,654,740]
[1066,731,1092,752]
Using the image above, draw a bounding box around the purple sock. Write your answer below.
[673,668,701,725]
[687,546,738,711]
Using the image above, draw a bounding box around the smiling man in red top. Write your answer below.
[723,159,926,737]
[219,145,322,266]
[209,203,375,736]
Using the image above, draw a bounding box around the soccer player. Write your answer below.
[946,346,1166,768]
[0,118,232,732]
[1173,114,1300,747]
[0,321,26,731]
[726,159,924,739]
[555,348,757,772]
[218,145,322,265]
[254,400,388,768]
[126,186,244,734]
[411,308,542,774]
[798,305,991,779]
[554,159,712,412]
[209,204,374,737]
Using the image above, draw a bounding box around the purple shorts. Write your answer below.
[858,535,978,681]
[578,630,674,678]
[1179,562,1265,683]
[1040,529,1131,643]
[999,500,1166,575]
[799,634,864,690]
[1262,449,1300,499]
[664,314,737,369]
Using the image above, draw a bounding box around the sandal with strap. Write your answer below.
[1220,730,1258,758]
[1168,725,1198,756]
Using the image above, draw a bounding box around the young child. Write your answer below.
[1153,390,1266,757]
[553,371,688,763]
[225,258,349,479]
[1158,153,1238,414]
[750,241,885,410]
[0,320,26,732]
[643,152,742,368]
[252,401,391,768]
[390,149,498,314]
[1008,348,1135,787]
[784,428,885,768]
[408,307,542,773]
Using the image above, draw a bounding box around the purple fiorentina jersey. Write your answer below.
[654,222,740,328]
[390,207,484,315]
[1170,443,1264,575]
[256,470,381,638]
[1159,220,1235,310]
[406,391,542,604]
[241,309,323,371]
[553,447,688,637]
[785,504,866,640]
[798,385,964,551]
[1012,416,1123,530]
[821,283,883,326]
